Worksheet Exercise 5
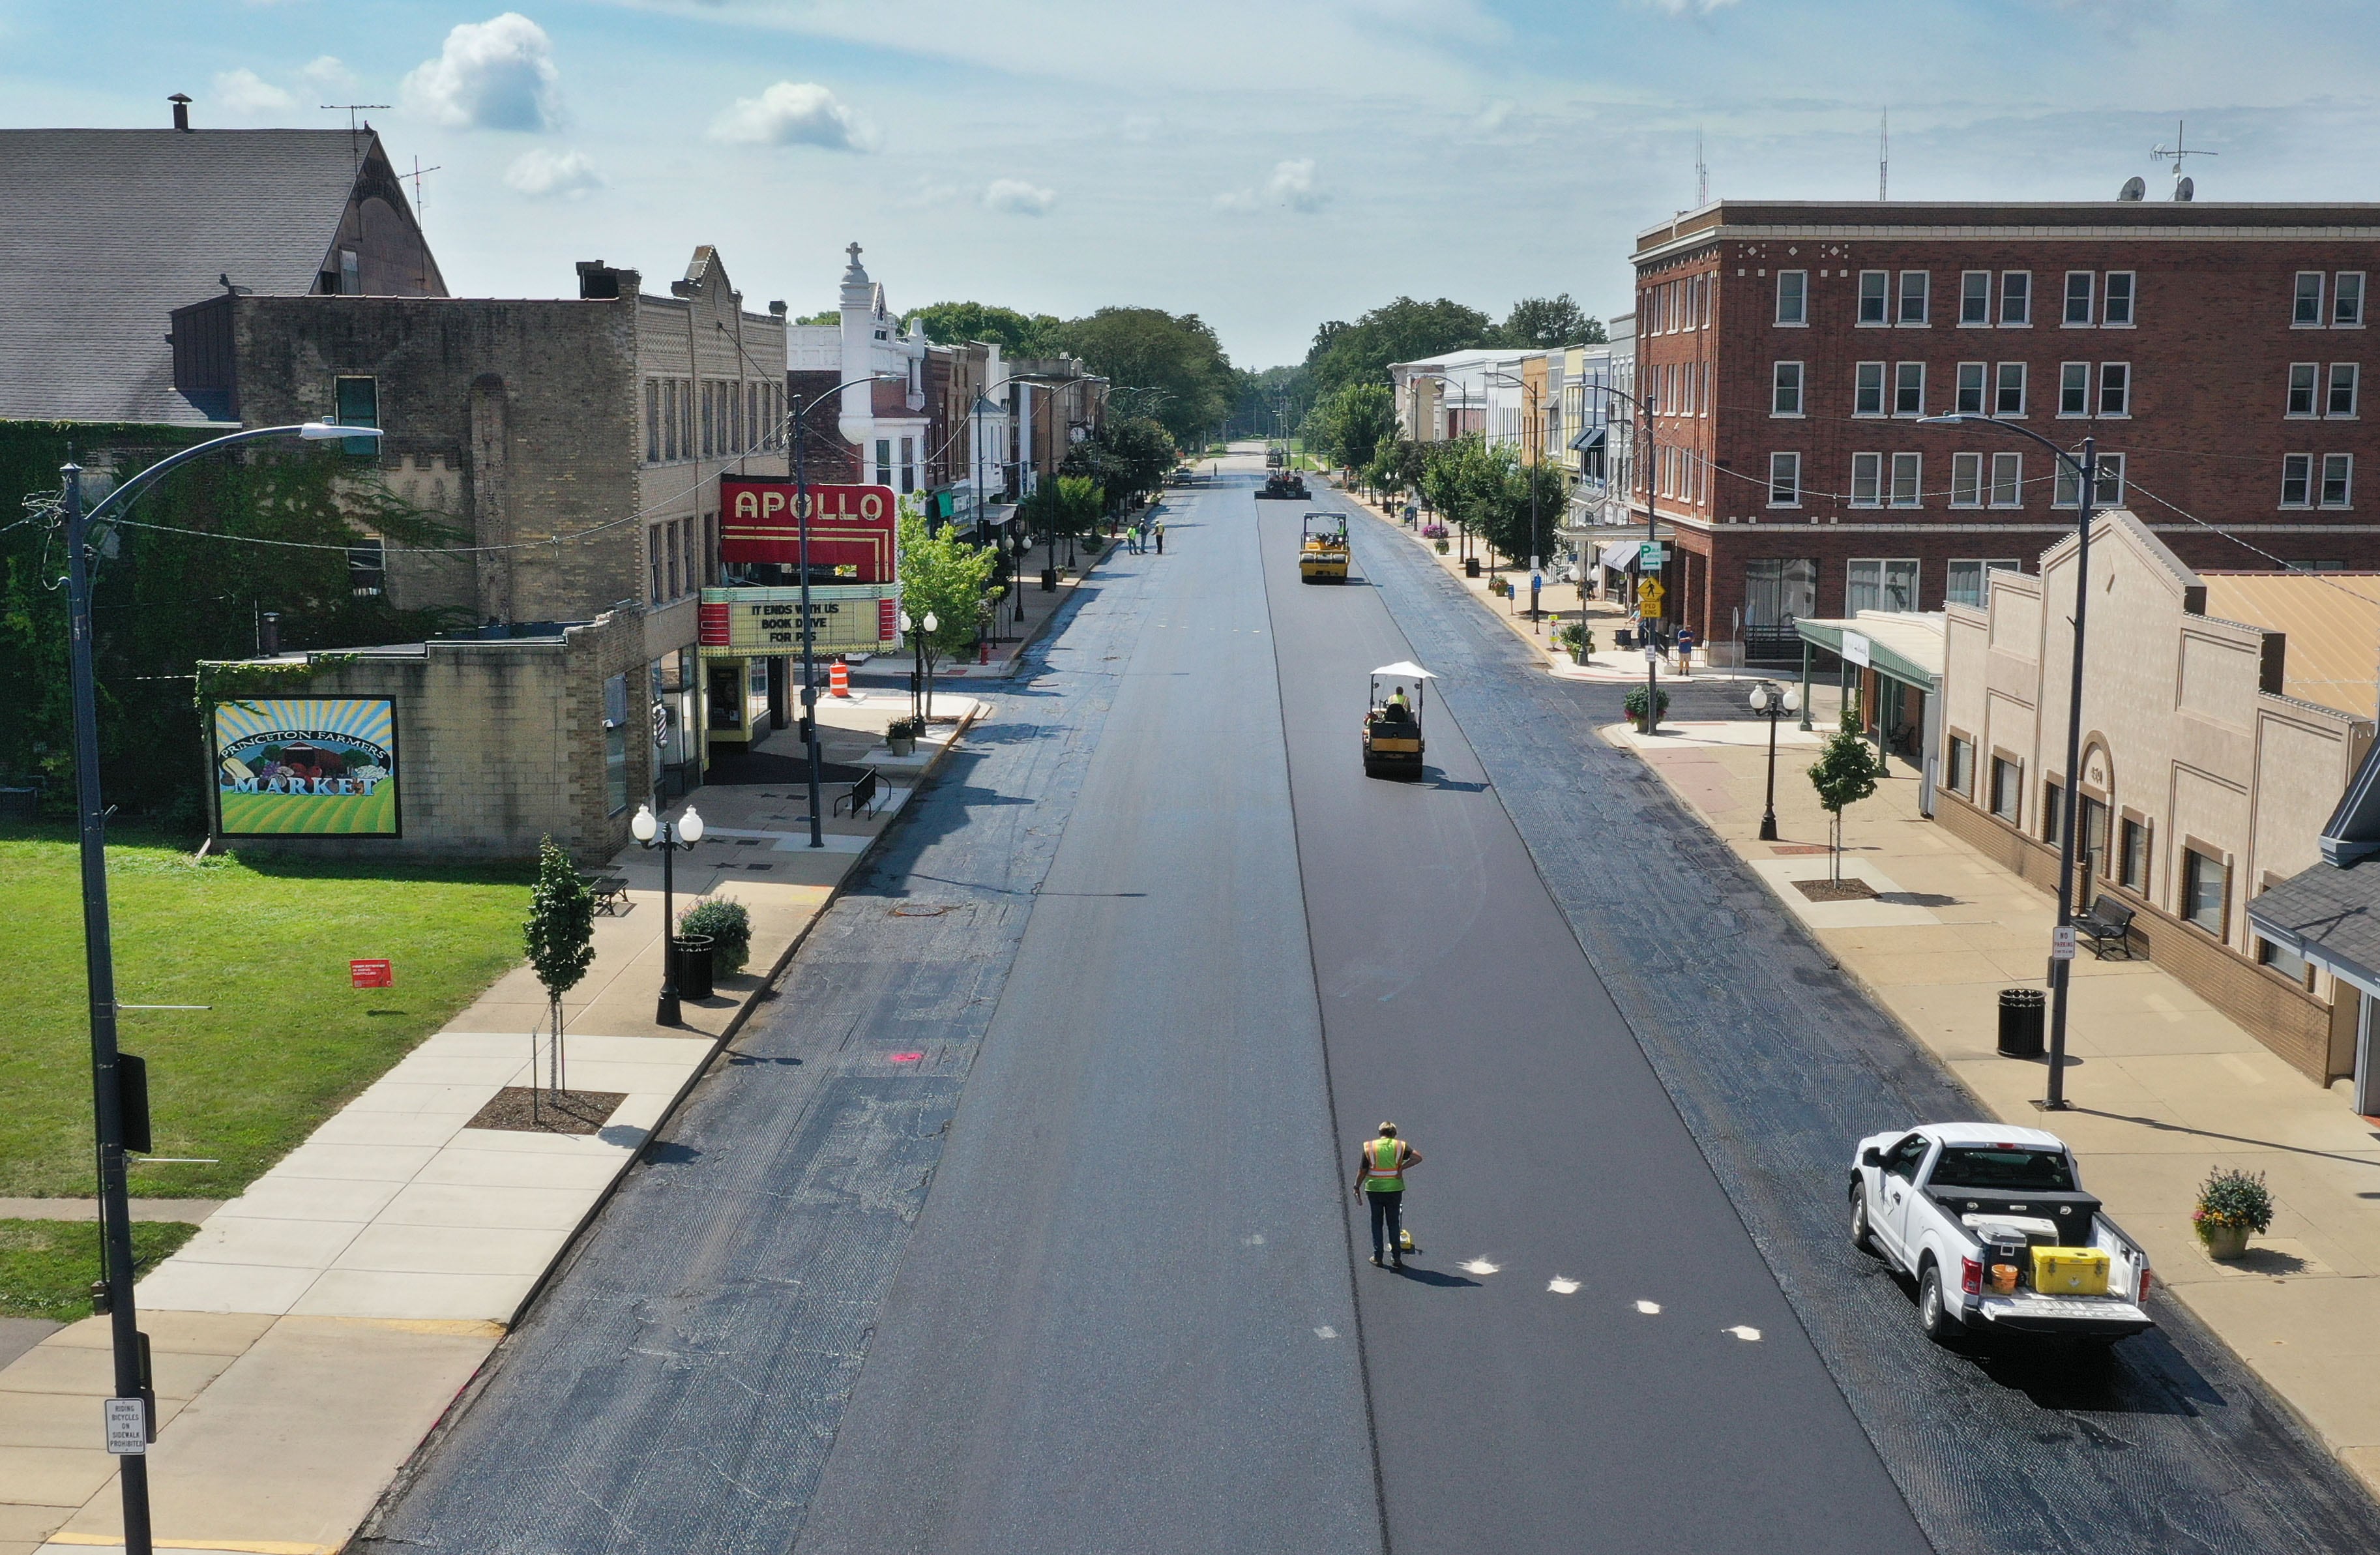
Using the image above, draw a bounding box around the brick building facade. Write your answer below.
[1631,201,2380,658]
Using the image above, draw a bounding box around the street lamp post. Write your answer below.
[58,419,372,1555]
[1594,385,1664,733]
[1918,413,2099,1110]
[1749,681,1802,842]
[630,802,705,1027]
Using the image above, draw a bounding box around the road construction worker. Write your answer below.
[1388,686,1411,717]
[1352,1122,1423,1269]
[1154,518,1165,554]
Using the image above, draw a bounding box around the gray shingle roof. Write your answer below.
[0,130,375,425]
[2248,860,2380,988]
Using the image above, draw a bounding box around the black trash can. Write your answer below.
[1464,556,1481,578]
[1041,566,1059,592]
[671,934,716,1001]
[1997,986,2046,1058]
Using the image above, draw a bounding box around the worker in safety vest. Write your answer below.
[1387,687,1411,720]
[1351,1122,1424,1269]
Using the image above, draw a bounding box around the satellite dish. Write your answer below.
[2175,175,2194,202]
[2118,175,2147,201]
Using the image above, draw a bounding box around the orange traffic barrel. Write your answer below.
[830,658,851,698]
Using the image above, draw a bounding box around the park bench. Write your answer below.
[832,767,881,820]
[578,871,629,915]
[2077,894,2136,960]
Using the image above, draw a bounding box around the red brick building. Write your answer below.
[1630,201,2380,657]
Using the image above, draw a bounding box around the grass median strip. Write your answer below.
[0,1218,200,1322]
[0,823,533,1200]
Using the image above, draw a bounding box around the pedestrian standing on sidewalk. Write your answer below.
[1352,1122,1422,1268]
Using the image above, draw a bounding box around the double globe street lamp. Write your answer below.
[901,609,939,723]
[630,802,705,1027]
[1748,680,1803,842]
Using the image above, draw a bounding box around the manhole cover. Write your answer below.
[889,904,952,917]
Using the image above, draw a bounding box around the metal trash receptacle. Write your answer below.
[671,934,715,1000]
[1997,986,2045,1058]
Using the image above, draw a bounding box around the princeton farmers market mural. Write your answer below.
[213,698,400,836]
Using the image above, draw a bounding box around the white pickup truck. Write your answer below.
[1849,1122,2155,1346]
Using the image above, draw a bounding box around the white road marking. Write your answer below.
[1243,1233,1265,1245]
[1548,1277,1581,1296]
[1726,1325,1763,1341]
[1315,1325,1338,1340]
[1635,1299,1662,1314]
[1460,1258,1499,1276]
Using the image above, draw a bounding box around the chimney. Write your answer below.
[169,93,192,132]
[575,261,622,301]
[768,301,788,319]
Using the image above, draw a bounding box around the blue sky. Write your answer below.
[7,1,2377,366]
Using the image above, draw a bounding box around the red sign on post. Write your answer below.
[349,958,393,989]
[720,479,899,580]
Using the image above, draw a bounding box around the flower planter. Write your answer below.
[2199,1222,2251,1260]
[887,734,917,757]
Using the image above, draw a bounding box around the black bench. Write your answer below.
[578,872,629,915]
[2077,894,2136,960]
[832,767,881,820]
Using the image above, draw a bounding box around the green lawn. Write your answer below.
[0,825,534,1199]
[0,1219,199,1322]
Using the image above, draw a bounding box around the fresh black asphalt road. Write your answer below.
[364,464,2380,1555]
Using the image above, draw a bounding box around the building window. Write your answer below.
[2259,935,2311,985]
[2289,363,2320,417]
[1898,270,1930,325]
[681,379,695,460]
[1991,756,2021,822]
[875,437,893,487]
[1850,452,1883,507]
[1743,557,1817,626]
[2059,362,2089,417]
[1947,735,1974,796]
[1854,361,1886,416]
[1772,362,1804,415]
[1956,362,1987,415]
[1990,452,2023,507]
[662,379,679,460]
[2295,272,2325,326]
[1960,271,1991,326]
[2338,273,2367,327]
[2001,271,2032,326]
[2119,818,2149,893]
[2042,780,2064,844]
[1994,362,2027,416]
[1945,559,2020,608]
[347,538,386,598]
[666,519,682,599]
[2322,453,2355,508]
[2330,363,2360,417]
[1888,451,1922,507]
[2064,271,2095,325]
[700,382,714,458]
[645,379,661,462]
[1769,452,1802,507]
[1894,361,1925,416]
[2099,362,2132,417]
[1858,270,1888,325]
[1847,557,1918,612]
[2104,271,2136,327]
[2282,453,2314,507]
[1951,452,1983,508]
[333,376,379,456]
[2055,452,2124,508]
[340,248,359,295]
[900,436,917,494]
[2182,848,2229,935]
[648,526,663,602]
[1776,271,1808,325]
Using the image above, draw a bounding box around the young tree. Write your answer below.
[523,837,596,1105]
[1807,703,1888,882]
[898,509,998,717]
[1492,294,1608,349]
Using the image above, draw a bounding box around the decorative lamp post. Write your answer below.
[1748,681,1802,842]
[630,803,705,1027]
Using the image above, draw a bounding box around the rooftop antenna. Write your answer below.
[1695,127,1709,207]
[319,102,388,175]
[404,156,443,215]
[1879,107,1889,201]
[2151,119,2216,199]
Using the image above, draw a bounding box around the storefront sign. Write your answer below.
[213,698,399,836]
[720,479,899,580]
[1840,631,1872,668]
[696,585,902,656]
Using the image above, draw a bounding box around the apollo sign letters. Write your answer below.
[719,478,898,580]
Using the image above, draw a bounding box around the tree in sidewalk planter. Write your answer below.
[1806,703,1887,883]
[523,837,596,1113]
[896,509,997,720]
[676,897,753,977]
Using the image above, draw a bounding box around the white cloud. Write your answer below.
[708,81,879,151]
[504,147,602,198]
[1641,0,1741,11]
[302,55,356,93]
[982,177,1055,216]
[1473,100,1513,134]
[212,68,293,115]
[1266,157,1325,212]
[402,13,562,131]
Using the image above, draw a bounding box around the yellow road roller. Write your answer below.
[1362,662,1433,778]
[1299,513,1350,584]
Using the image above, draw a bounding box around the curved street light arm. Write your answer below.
[80,422,369,527]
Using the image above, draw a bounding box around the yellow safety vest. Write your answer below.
[1364,1138,1406,1192]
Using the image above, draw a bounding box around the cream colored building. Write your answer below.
[1934,508,2379,1089]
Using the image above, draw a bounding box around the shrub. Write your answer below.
[677,897,753,976]
[1622,684,1669,719]
[2193,1168,2274,1236]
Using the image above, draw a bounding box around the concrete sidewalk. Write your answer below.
[0,696,984,1555]
[1618,718,2380,1502]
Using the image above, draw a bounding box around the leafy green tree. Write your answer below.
[898,510,998,718]
[523,836,596,1101]
[905,301,1066,357]
[1808,704,1888,881]
[1306,383,1400,474]
[1304,297,1495,396]
[1045,308,1235,444]
[1491,295,1607,349]
[1231,363,1314,441]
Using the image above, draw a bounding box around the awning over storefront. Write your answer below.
[1597,540,1639,573]
[1793,611,1945,691]
[1568,426,1606,454]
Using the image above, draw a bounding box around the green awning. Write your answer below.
[1793,615,1943,690]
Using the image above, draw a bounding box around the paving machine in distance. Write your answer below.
[1363,662,1433,778]
[1258,469,1310,500]
[1299,512,1349,583]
